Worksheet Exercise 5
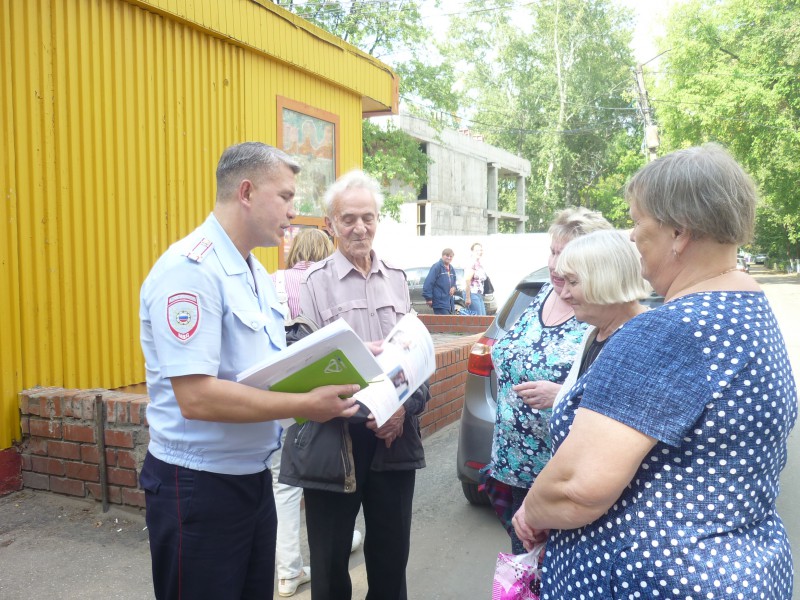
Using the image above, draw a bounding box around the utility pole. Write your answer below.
[634,65,659,161]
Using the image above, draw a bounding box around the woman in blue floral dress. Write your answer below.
[488,207,613,554]
[513,144,797,599]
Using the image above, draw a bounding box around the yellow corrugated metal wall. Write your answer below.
[0,0,381,448]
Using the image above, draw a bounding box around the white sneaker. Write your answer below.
[351,529,363,553]
[278,567,311,597]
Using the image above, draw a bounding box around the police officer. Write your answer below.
[138,142,359,600]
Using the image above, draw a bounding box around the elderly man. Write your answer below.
[138,142,359,599]
[281,170,429,600]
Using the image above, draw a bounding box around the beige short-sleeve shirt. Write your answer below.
[300,250,410,341]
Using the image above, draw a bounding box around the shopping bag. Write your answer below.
[491,546,544,600]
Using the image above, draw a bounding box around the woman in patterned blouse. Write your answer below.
[487,207,613,554]
[514,144,797,599]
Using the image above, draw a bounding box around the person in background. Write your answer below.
[463,242,487,315]
[551,229,651,408]
[514,144,797,599]
[282,169,430,600]
[138,142,359,599]
[422,248,457,315]
[274,228,334,320]
[486,207,613,554]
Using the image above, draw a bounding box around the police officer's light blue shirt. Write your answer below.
[140,213,284,475]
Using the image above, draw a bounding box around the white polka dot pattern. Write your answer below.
[546,292,797,599]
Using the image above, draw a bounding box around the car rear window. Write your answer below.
[495,266,549,331]
[496,286,544,331]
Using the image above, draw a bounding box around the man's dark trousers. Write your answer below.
[304,422,416,600]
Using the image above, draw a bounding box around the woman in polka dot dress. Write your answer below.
[512,144,797,599]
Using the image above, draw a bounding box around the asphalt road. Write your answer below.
[0,265,797,599]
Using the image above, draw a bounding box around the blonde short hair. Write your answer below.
[548,207,613,244]
[286,228,334,268]
[556,230,651,304]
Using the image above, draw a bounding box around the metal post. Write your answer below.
[634,65,659,161]
[95,394,109,513]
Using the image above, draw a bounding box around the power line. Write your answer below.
[646,69,799,79]
[400,96,635,137]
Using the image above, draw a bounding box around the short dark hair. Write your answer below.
[216,142,300,202]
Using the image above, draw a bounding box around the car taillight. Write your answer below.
[467,336,496,377]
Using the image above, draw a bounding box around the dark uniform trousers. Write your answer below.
[140,452,277,600]
[304,422,416,600]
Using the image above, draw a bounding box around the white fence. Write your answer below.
[374,223,552,308]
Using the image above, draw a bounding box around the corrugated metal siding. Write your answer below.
[0,0,393,448]
[0,0,23,446]
[128,0,398,113]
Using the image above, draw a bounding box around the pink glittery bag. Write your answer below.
[491,546,544,600]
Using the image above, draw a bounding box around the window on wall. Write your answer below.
[418,143,428,200]
[417,202,427,236]
[277,96,339,218]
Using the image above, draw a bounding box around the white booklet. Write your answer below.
[236,318,382,393]
[353,312,436,426]
[236,313,435,427]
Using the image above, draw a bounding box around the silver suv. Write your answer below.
[455,266,663,504]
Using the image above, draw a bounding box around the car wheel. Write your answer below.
[461,481,490,505]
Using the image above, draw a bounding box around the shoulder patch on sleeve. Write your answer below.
[184,238,214,263]
[167,292,201,343]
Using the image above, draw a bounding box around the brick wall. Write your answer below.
[416,314,490,437]
[13,315,488,506]
[17,388,150,506]
[418,314,493,335]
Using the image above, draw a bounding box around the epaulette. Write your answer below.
[183,237,214,263]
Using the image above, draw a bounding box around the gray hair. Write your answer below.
[556,230,652,304]
[624,143,756,244]
[548,207,613,243]
[216,142,300,201]
[323,169,384,218]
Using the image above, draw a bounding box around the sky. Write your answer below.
[615,0,687,65]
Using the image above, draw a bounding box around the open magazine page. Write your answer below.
[354,313,436,426]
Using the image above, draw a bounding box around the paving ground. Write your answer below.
[0,489,152,599]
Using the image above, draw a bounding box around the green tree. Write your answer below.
[443,0,641,230]
[273,1,458,217]
[362,120,429,220]
[653,0,800,257]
